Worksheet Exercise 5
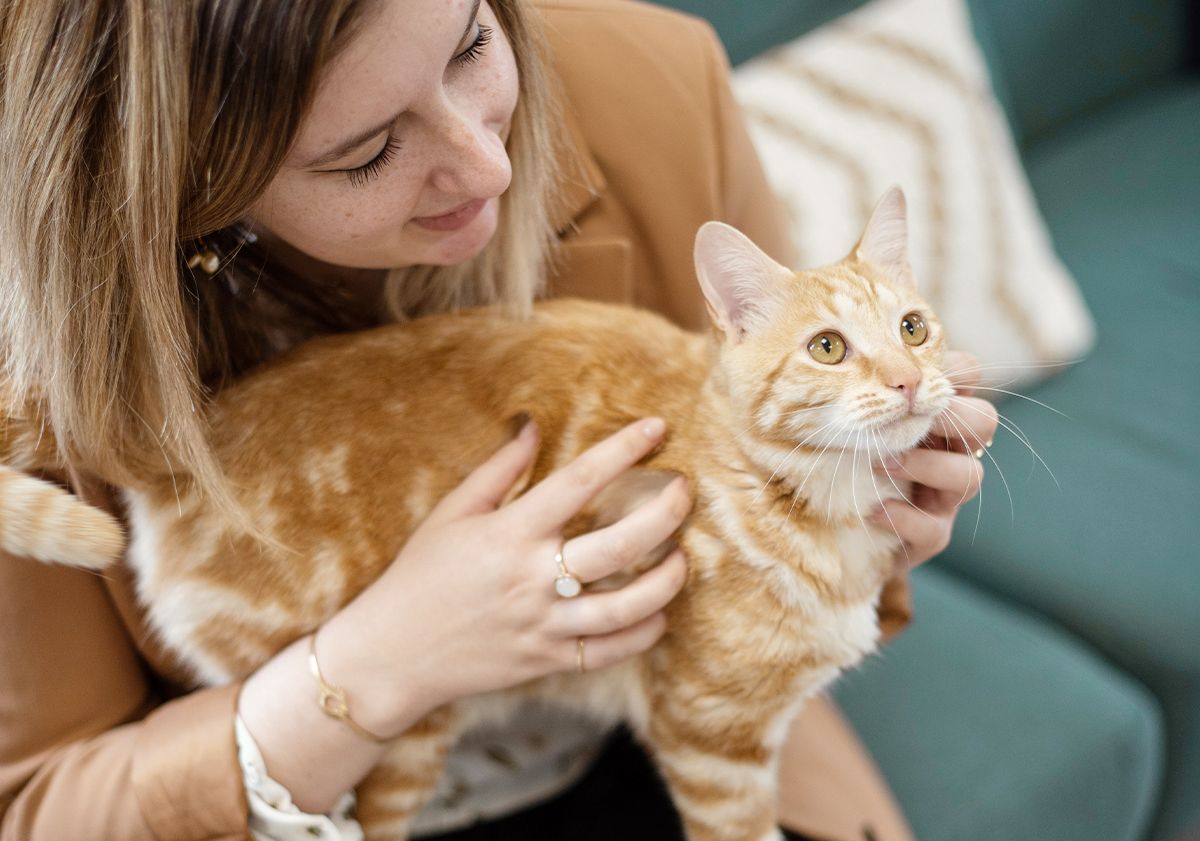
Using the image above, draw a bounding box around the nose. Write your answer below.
[884,365,922,410]
[428,107,512,200]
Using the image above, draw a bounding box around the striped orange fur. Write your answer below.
[4,190,952,841]
[0,394,126,569]
[0,465,125,569]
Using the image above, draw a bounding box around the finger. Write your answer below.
[428,421,540,524]
[927,396,999,453]
[942,350,982,394]
[546,550,688,638]
[877,449,984,511]
[563,611,669,674]
[869,501,952,566]
[510,418,667,534]
[560,476,691,583]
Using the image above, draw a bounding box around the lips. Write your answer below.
[411,198,488,232]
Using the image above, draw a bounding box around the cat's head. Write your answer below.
[694,187,953,457]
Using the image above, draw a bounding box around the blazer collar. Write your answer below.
[550,103,606,236]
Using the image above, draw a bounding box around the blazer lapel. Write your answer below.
[549,100,606,237]
[547,106,633,304]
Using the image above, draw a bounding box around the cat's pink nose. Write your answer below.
[890,373,921,410]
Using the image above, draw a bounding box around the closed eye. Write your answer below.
[344,135,403,189]
[338,24,495,188]
[454,24,493,66]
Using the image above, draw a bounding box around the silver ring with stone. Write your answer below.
[553,544,582,598]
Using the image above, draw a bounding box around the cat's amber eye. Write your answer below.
[807,331,847,364]
[900,312,928,346]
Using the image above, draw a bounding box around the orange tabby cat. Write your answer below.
[1,188,951,841]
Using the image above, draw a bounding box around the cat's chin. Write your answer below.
[873,413,938,451]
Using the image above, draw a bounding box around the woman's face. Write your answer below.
[249,0,518,273]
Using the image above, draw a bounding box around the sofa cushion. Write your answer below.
[938,78,1200,839]
[967,0,1193,142]
[730,0,1096,388]
[833,566,1164,841]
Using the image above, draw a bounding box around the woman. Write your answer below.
[0,1,996,840]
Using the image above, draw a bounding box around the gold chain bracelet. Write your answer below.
[307,633,388,744]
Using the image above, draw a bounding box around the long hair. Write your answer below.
[0,0,560,516]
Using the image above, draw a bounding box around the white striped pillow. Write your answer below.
[732,0,1095,387]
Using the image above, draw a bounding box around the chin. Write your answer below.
[877,414,938,452]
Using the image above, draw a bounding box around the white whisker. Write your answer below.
[788,420,848,520]
[779,402,835,418]
[940,358,1085,379]
[825,426,852,522]
[952,399,1060,490]
[745,418,840,511]
[965,386,1070,419]
[850,429,879,554]
[944,407,1014,527]
[864,426,929,519]
[938,409,986,542]
[868,430,912,567]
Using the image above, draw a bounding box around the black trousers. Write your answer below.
[420,726,818,841]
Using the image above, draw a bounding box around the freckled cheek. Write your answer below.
[264,185,421,264]
[484,23,520,132]
[493,67,519,127]
[328,196,405,242]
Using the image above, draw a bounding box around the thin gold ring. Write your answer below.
[553,544,583,598]
[576,638,587,674]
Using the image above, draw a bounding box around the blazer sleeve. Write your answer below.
[0,552,250,841]
[699,26,914,641]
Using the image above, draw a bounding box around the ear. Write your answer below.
[853,186,916,288]
[694,221,792,342]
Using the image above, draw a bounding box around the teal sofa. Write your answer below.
[649,2,1200,839]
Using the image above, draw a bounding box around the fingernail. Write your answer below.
[671,548,690,574]
[642,417,666,439]
[519,419,539,441]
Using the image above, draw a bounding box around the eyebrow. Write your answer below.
[298,0,483,170]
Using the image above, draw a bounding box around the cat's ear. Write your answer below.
[853,186,916,288]
[694,222,792,342]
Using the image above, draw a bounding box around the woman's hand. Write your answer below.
[238,418,690,812]
[320,418,692,739]
[871,351,1000,568]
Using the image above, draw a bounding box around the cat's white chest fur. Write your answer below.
[742,438,910,523]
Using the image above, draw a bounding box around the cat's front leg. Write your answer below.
[645,712,788,841]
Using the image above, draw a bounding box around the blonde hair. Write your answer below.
[0,0,561,514]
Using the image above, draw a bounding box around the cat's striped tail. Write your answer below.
[0,464,125,569]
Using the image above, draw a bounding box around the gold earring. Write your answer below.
[186,237,222,273]
[186,248,220,274]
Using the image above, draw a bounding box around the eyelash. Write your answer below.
[344,24,495,188]
[346,135,403,188]
[456,24,493,66]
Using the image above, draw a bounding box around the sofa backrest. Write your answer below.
[652,0,1193,144]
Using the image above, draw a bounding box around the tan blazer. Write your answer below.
[0,2,912,839]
